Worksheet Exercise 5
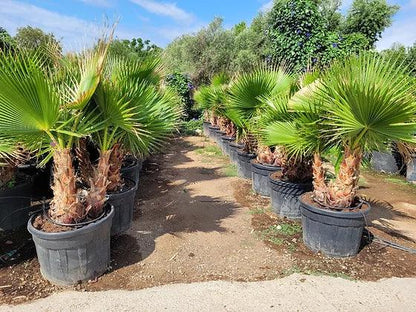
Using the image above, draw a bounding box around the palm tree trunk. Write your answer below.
[312,152,328,206]
[107,144,124,192]
[76,138,94,187]
[85,149,111,218]
[329,147,362,208]
[50,148,84,224]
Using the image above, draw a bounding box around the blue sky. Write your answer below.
[0,0,415,51]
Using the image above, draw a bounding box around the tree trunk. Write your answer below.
[85,149,111,218]
[76,138,94,187]
[107,144,124,192]
[50,148,84,224]
[312,149,362,209]
[329,148,362,209]
[312,152,329,206]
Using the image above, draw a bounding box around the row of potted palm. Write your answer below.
[199,53,416,257]
[0,37,181,284]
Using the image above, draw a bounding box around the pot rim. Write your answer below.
[250,159,281,170]
[237,149,256,157]
[268,172,312,187]
[27,204,114,239]
[107,177,138,198]
[299,192,371,218]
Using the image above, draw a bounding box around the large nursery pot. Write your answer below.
[251,160,281,197]
[208,125,220,140]
[27,204,115,285]
[121,158,142,185]
[203,122,211,137]
[220,136,235,156]
[269,172,312,219]
[108,178,138,236]
[0,178,34,231]
[237,150,256,179]
[406,154,416,183]
[229,142,244,164]
[299,193,371,257]
[214,129,226,146]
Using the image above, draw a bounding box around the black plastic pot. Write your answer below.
[251,160,281,197]
[269,174,312,219]
[203,122,211,137]
[0,180,34,231]
[299,193,371,257]
[214,130,226,146]
[220,136,235,156]
[107,179,138,236]
[208,126,220,140]
[406,155,416,183]
[229,142,244,164]
[237,150,256,179]
[27,204,114,285]
[121,159,142,185]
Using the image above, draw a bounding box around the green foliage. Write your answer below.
[343,0,399,47]
[266,0,372,72]
[163,15,268,83]
[0,27,14,52]
[165,72,198,120]
[267,0,329,71]
[180,118,203,136]
[264,53,416,160]
[108,37,161,60]
[381,42,416,76]
[15,26,61,53]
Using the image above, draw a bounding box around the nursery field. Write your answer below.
[1,136,416,305]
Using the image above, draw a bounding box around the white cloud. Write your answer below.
[377,16,416,50]
[130,0,194,24]
[260,0,273,12]
[0,0,105,51]
[0,0,140,52]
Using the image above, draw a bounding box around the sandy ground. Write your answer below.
[1,274,416,312]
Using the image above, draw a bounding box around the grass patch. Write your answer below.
[385,176,416,188]
[195,145,223,157]
[282,267,353,280]
[248,207,266,215]
[258,223,302,246]
[221,164,237,177]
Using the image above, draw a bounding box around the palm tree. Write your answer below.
[227,67,295,159]
[83,55,181,202]
[265,53,416,209]
[0,40,109,224]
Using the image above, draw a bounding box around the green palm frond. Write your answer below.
[63,40,109,109]
[319,53,416,151]
[0,51,60,147]
[227,68,295,131]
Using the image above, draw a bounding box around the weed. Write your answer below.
[221,164,237,177]
[195,145,223,157]
[248,207,266,215]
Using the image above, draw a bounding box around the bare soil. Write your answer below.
[1,136,416,305]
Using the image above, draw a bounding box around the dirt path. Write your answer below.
[88,136,292,291]
[1,136,416,306]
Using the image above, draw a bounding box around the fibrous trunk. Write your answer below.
[312,149,362,209]
[107,144,124,192]
[50,148,84,224]
[257,146,285,166]
[85,149,111,218]
[282,156,313,183]
[243,133,257,154]
[76,138,94,187]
